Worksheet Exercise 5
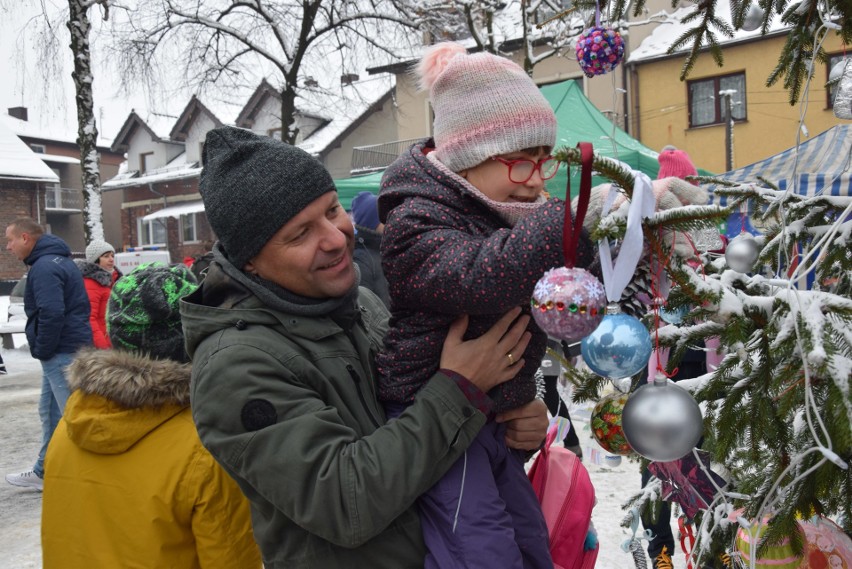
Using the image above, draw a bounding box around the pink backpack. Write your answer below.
[528,426,598,569]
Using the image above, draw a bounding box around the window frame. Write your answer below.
[180,212,199,243]
[827,52,849,109]
[687,72,748,128]
[137,218,167,247]
[139,151,154,174]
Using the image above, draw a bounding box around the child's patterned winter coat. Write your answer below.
[376,140,595,413]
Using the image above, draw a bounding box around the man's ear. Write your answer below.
[243,259,257,275]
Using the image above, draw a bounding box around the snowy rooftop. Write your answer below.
[297,74,395,156]
[628,3,787,63]
[0,120,60,182]
[102,151,201,190]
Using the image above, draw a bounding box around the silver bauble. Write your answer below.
[621,377,703,462]
[691,227,725,252]
[833,58,852,120]
[829,58,849,83]
[724,233,760,273]
[741,3,765,31]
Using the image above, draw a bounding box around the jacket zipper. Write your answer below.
[347,364,381,429]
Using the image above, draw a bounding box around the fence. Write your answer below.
[350,138,420,174]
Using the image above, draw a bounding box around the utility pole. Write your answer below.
[719,89,735,171]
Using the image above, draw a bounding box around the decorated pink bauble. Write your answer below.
[799,515,852,568]
[731,511,852,569]
[531,267,606,342]
[575,26,625,77]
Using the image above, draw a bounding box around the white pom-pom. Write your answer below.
[416,42,467,92]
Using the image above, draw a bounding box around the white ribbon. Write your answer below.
[598,170,655,303]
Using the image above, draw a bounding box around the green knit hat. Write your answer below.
[107,263,198,362]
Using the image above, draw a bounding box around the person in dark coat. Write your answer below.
[4,217,92,490]
[377,42,596,568]
[351,191,389,306]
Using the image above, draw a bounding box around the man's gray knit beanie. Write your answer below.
[199,126,336,268]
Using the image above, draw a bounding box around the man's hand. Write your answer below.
[496,398,549,451]
[440,307,531,394]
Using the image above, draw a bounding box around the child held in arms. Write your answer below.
[376,42,596,568]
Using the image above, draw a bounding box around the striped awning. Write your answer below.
[708,124,852,206]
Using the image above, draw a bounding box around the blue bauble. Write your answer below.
[660,304,689,325]
[581,313,653,378]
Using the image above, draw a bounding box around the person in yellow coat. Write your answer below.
[41,263,261,568]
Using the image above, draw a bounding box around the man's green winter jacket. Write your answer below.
[180,263,486,568]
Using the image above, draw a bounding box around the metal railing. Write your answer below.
[44,187,84,211]
[350,138,420,174]
[143,161,200,177]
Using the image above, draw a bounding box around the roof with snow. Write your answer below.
[110,111,184,153]
[102,151,200,190]
[0,120,60,183]
[297,75,395,157]
[170,95,223,142]
[628,4,787,63]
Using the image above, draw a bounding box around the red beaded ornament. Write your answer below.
[532,267,606,342]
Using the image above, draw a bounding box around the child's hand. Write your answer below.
[440,308,531,393]
[496,399,548,451]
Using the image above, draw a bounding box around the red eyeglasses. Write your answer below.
[491,156,559,183]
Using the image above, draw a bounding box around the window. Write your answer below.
[138,218,167,246]
[688,72,747,127]
[139,151,154,174]
[827,53,849,108]
[29,143,46,154]
[180,213,198,243]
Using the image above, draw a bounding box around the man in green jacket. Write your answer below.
[180,126,549,569]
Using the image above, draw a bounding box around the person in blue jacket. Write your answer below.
[4,217,92,490]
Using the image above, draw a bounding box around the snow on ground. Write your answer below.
[0,296,688,568]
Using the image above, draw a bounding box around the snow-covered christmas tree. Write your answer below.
[550,127,851,568]
[536,0,852,564]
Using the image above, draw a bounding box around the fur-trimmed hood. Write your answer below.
[67,348,191,408]
[63,349,192,454]
[79,261,117,287]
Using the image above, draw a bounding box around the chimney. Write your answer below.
[8,107,28,121]
[341,73,359,86]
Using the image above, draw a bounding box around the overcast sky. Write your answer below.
[0,1,193,145]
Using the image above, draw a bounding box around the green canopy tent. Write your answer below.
[334,170,385,210]
[333,79,711,205]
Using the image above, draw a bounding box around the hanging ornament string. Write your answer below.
[649,222,679,380]
[531,143,606,343]
[597,168,655,303]
[563,142,594,268]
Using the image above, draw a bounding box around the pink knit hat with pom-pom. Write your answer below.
[657,147,698,182]
[416,42,557,172]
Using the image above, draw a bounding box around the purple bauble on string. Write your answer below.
[531,267,606,343]
[575,26,625,78]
